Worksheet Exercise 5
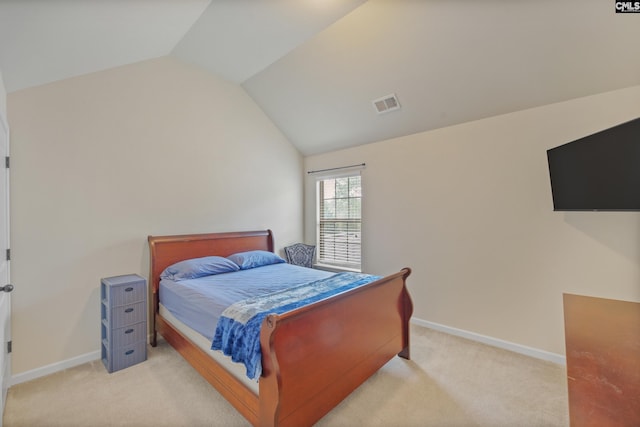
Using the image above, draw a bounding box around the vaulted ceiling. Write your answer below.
[1,0,639,155]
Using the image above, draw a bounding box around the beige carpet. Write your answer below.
[3,325,569,426]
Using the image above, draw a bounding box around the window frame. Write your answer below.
[315,171,362,272]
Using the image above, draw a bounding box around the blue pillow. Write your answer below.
[161,256,240,281]
[227,250,286,270]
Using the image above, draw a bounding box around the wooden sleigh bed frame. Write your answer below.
[148,230,413,427]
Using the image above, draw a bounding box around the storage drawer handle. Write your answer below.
[124,328,134,334]
[125,287,134,292]
[125,350,134,355]
[124,308,134,313]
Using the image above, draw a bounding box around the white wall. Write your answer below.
[8,57,303,375]
[0,69,6,120]
[305,85,640,357]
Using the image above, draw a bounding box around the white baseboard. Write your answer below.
[411,317,566,366]
[10,350,101,386]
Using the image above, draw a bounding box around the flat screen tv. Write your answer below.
[547,117,640,211]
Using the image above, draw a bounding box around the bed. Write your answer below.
[148,230,413,427]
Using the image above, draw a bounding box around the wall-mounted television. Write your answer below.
[547,117,640,211]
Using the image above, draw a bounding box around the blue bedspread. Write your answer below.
[211,272,380,380]
[160,263,333,340]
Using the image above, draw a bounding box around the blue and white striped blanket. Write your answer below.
[211,272,380,380]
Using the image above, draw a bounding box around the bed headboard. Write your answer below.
[147,229,274,296]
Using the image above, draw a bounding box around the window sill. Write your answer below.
[313,263,361,273]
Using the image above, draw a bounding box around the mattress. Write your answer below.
[159,263,334,340]
[158,303,260,394]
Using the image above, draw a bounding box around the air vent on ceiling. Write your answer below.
[372,93,400,114]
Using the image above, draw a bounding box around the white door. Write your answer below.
[0,113,11,420]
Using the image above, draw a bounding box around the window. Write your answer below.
[317,173,362,271]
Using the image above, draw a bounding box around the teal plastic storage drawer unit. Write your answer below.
[101,274,147,373]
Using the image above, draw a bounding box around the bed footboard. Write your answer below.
[258,268,412,427]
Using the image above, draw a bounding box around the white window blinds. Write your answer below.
[317,173,362,271]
